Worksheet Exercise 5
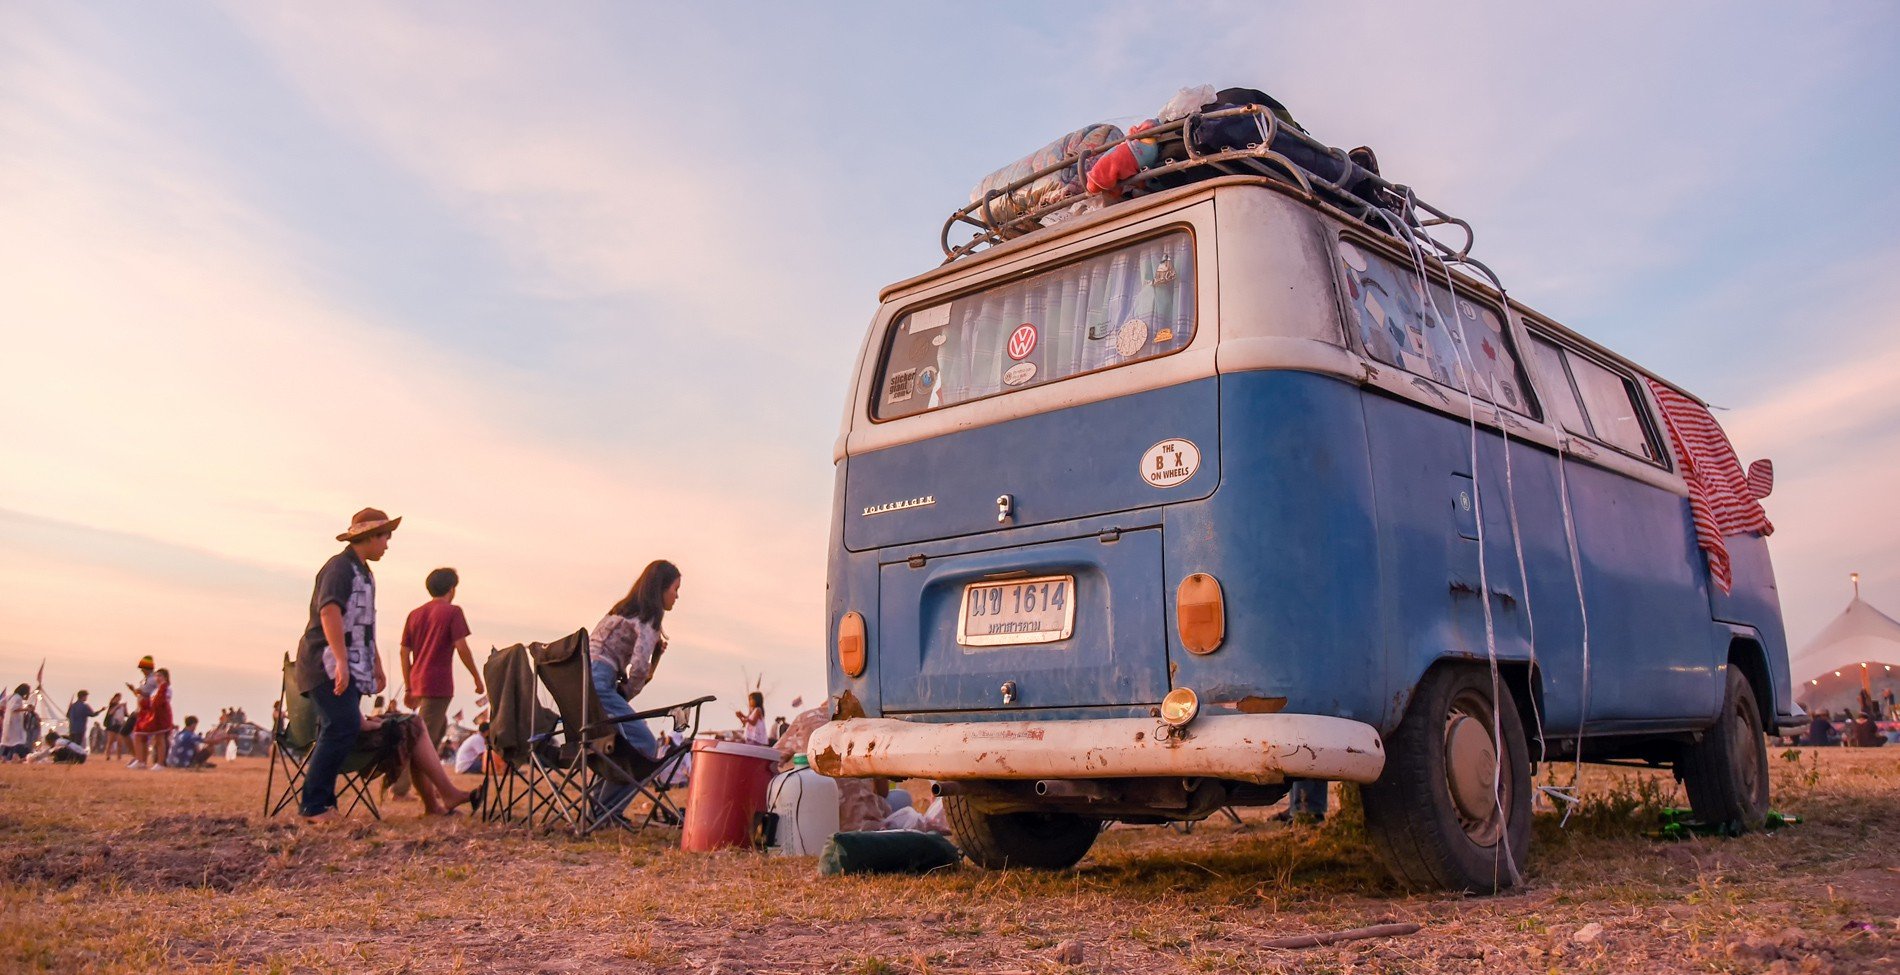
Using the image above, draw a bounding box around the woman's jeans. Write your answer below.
[590,659,658,815]
[301,680,361,817]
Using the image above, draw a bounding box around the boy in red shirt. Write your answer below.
[399,568,484,750]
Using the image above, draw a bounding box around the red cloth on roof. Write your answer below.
[1645,379,1773,594]
[1087,120,1159,197]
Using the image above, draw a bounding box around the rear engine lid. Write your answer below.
[877,527,1169,712]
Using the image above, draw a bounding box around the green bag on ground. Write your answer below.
[817,830,963,876]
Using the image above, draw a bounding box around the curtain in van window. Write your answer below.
[876,233,1195,420]
[1336,239,1532,414]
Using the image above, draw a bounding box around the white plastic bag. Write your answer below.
[882,806,929,831]
[921,796,952,834]
[1156,85,1218,123]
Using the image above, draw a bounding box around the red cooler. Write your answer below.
[680,738,781,852]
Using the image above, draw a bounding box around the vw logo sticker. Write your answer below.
[1007,323,1038,361]
[1142,439,1201,488]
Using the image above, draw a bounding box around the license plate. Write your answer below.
[957,575,1075,647]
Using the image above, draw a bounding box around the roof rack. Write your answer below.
[940,105,1498,291]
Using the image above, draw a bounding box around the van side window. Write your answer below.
[1527,335,1664,464]
[1335,239,1534,416]
[874,232,1196,420]
[1526,337,1589,436]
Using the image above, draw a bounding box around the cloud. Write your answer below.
[1720,269,1900,647]
[0,19,830,719]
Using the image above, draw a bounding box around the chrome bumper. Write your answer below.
[806,712,1385,785]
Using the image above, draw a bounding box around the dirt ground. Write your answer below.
[1,748,1895,974]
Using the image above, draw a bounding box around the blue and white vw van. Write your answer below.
[810,164,1792,891]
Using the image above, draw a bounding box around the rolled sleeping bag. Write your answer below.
[817,830,963,876]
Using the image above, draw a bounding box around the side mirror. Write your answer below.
[1745,459,1774,501]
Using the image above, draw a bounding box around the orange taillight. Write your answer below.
[1176,573,1225,654]
[838,611,867,677]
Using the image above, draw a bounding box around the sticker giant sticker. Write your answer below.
[1141,439,1201,488]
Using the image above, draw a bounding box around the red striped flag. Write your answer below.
[1646,379,1773,593]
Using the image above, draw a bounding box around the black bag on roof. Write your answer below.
[1158,86,1386,207]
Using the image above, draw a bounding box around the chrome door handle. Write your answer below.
[996,494,1013,523]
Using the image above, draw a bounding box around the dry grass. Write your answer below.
[1,750,1895,974]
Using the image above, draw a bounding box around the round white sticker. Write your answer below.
[1003,361,1038,387]
[1141,438,1201,488]
[1116,318,1150,358]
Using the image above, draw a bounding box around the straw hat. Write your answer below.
[336,507,402,542]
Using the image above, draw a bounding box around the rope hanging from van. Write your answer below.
[1547,436,1595,827]
[1390,195,1521,887]
[1385,187,1597,832]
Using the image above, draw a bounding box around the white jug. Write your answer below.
[763,759,840,856]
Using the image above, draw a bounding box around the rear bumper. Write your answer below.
[806,712,1385,785]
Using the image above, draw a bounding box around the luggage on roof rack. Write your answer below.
[941,98,1480,279]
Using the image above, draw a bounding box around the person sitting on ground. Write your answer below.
[168,715,228,768]
[1847,711,1886,748]
[358,709,477,816]
[26,730,88,764]
[453,721,488,774]
[1804,711,1837,746]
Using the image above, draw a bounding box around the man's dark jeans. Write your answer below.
[300,679,361,817]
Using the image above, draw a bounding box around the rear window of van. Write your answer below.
[874,232,1196,420]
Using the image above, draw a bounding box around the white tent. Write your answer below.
[1789,595,1900,685]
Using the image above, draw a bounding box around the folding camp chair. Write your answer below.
[613,694,714,830]
[477,643,560,826]
[263,654,382,820]
[528,629,714,836]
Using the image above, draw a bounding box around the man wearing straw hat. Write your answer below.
[294,507,398,822]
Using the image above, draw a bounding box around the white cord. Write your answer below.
[1554,433,1595,810]
[1392,197,1518,886]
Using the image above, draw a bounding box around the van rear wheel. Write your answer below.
[1678,668,1769,832]
[1361,665,1532,893]
[943,796,1100,870]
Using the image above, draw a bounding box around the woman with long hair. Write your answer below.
[103,692,133,761]
[589,560,681,763]
[133,668,175,770]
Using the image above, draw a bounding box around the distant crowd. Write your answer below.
[1786,686,1899,749]
[0,656,247,768]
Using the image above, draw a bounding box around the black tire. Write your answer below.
[1679,668,1769,831]
[1361,665,1533,893]
[943,796,1100,870]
